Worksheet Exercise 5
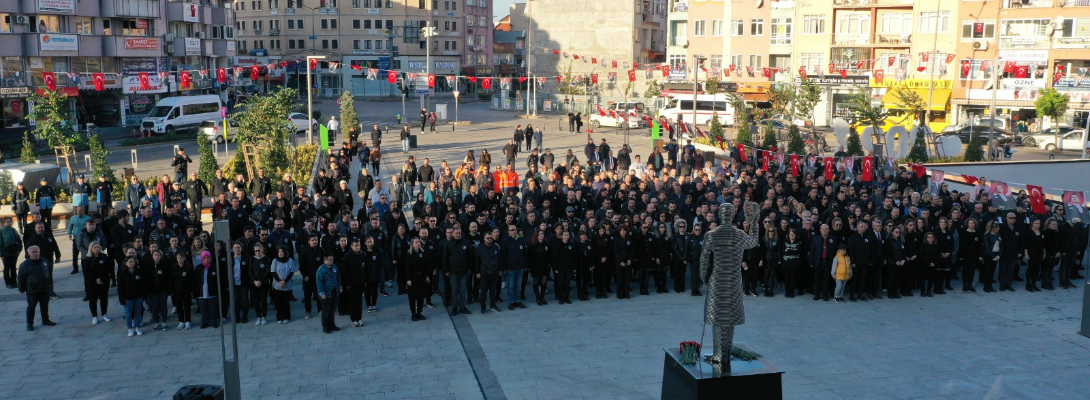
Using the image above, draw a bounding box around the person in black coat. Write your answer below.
[83,241,113,323]
[195,249,223,329]
[809,224,837,301]
[574,230,594,301]
[885,226,906,299]
[780,229,804,298]
[917,232,942,296]
[958,219,984,292]
[117,256,148,336]
[846,221,872,301]
[362,237,385,313]
[593,225,614,299]
[25,222,61,298]
[551,231,578,304]
[406,237,430,320]
[171,252,195,329]
[528,230,552,305]
[146,250,173,331]
[249,244,271,324]
[613,226,635,299]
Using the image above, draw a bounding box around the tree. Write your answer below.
[230,87,298,176]
[20,133,36,163]
[27,89,81,178]
[846,130,864,156]
[761,122,778,150]
[787,124,805,154]
[338,90,359,142]
[727,93,753,145]
[197,131,220,185]
[767,84,795,118]
[794,78,822,127]
[644,80,662,98]
[964,134,986,162]
[87,134,118,202]
[906,129,930,163]
[846,89,888,152]
[709,114,725,147]
[1036,88,1070,149]
[890,88,927,125]
[557,61,584,95]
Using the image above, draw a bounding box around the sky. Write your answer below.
[493,0,519,21]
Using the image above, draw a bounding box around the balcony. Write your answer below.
[211,40,236,57]
[1005,0,1053,7]
[833,0,913,8]
[101,0,161,18]
[166,1,212,23]
[832,33,911,47]
[670,36,687,47]
[1068,0,1090,6]
[210,6,233,25]
[999,36,1048,49]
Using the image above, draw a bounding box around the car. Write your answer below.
[941,118,1008,134]
[589,112,642,128]
[936,125,1015,145]
[757,118,813,136]
[288,112,317,133]
[1019,126,1075,147]
[199,120,238,144]
[769,113,808,127]
[1033,129,1088,152]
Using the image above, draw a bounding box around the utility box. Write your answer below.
[435,104,448,120]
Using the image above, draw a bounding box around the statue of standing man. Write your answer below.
[699,201,760,371]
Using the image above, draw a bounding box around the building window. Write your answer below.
[353,0,361,8]
[709,55,723,69]
[33,16,67,33]
[321,19,338,29]
[693,20,706,36]
[961,20,995,39]
[76,17,93,35]
[268,0,279,9]
[799,53,823,71]
[331,39,338,49]
[802,14,825,34]
[749,55,762,69]
[958,58,989,81]
[121,19,148,36]
[730,54,743,69]
[297,39,305,48]
[322,39,329,49]
[271,39,280,50]
[419,0,425,9]
[880,12,912,35]
[238,40,246,50]
[353,20,361,29]
[837,13,870,35]
[750,19,764,36]
[730,19,743,36]
[289,40,297,49]
[711,20,724,36]
[770,18,792,45]
[919,11,950,34]
[1001,18,1050,37]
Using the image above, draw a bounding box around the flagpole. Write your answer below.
[924,0,941,156]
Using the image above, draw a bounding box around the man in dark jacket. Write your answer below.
[502,140,518,166]
[846,221,873,301]
[400,125,411,154]
[250,168,272,201]
[475,232,502,314]
[442,228,474,316]
[19,246,56,331]
[124,176,145,218]
[500,226,529,310]
[809,223,837,301]
[94,174,114,213]
[171,148,193,183]
[184,172,206,218]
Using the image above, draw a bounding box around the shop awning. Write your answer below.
[35,87,80,97]
[743,93,769,103]
[882,88,949,110]
[952,99,1035,107]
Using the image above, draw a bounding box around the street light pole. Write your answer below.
[526,0,533,117]
[305,55,326,145]
[422,26,435,114]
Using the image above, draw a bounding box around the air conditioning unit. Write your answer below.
[197,32,206,39]
[166,44,175,53]
[14,15,28,25]
[166,34,176,41]
[270,29,280,36]
[972,40,989,51]
[254,29,262,35]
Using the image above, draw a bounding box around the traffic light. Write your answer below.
[397,79,404,92]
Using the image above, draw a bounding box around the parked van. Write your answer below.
[590,102,646,128]
[657,94,734,127]
[141,95,223,135]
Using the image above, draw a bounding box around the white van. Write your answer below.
[590,102,646,128]
[141,95,223,135]
[657,94,734,127]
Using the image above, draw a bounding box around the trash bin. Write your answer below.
[173,385,224,400]
[409,134,418,149]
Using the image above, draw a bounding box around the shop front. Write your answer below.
[461,67,493,94]
[793,74,869,126]
[873,79,952,132]
[119,57,167,126]
[345,55,394,97]
[1053,59,1090,130]
[0,87,31,146]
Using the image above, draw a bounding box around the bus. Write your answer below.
[657,93,735,127]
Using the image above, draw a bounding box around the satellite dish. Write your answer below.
[832,118,850,148]
[886,126,905,158]
[938,135,963,157]
[861,125,879,152]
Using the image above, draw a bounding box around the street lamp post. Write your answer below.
[422,26,436,114]
[453,90,460,128]
[306,55,326,145]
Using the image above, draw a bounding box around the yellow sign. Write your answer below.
[869,79,952,89]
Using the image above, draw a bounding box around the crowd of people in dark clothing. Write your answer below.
[9,131,1090,335]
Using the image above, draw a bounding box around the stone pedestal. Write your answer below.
[660,343,783,400]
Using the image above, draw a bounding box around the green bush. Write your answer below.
[905,128,930,163]
[846,130,864,156]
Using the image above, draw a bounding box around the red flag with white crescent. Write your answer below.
[828,63,835,74]
[945,53,955,64]
[661,65,669,77]
[556,75,562,84]
[874,70,884,83]
[42,72,57,91]
[138,72,151,90]
[961,60,971,77]
[310,58,319,70]
[627,69,636,82]
[591,74,598,84]
[737,144,748,163]
[388,71,397,84]
[839,69,847,78]
[824,157,835,181]
[180,71,191,89]
[798,67,807,80]
[217,68,227,83]
[92,73,106,91]
[1028,184,1046,214]
[861,157,874,182]
[611,60,618,68]
[888,57,896,67]
[428,74,436,88]
[790,155,799,177]
[250,65,260,81]
[482,78,491,89]
[597,106,607,117]
[856,60,865,70]
[761,151,770,172]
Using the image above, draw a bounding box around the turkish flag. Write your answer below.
[824,157,835,181]
[790,155,799,177]
[874,70,885,83]
[467,77,477,83]
[856,61,865,70]
[180,71,191,89]
[92,73,106,91]
[310,58,319,70]
[762,67,771,78]
[921,53,929,63]
[591,74,598,84]
[428,74,436,88]
[761,151,770,172]
[388,71,397,84]
[573,54,580,60]
[945,53,955,64]
[250,65,260,81]
[517,77,526,83]
[974,22,984,33]
[555,75,562,84]
[918,66,927,72]
[960,61,971,77]
[839,69,847,78]
[980,60,991,72]
[217,68,227,83]
[799,67,807,80]
[888,56,896,67]
[553,49,560,55]
[911,163,926,178]
[482,77,491,90]
[138,72,151,90]
[1028,184,1046,214]
[861,157,874,182]
[597,106,607,117]
[737,144,748,163]
[1003,61,1015,73]
[660,65,669,77]
[627,69,636,82]
[42,72,56,91]
[828,63,835,74]
[962,174,979,186]
[1015,65,1029,78]
[591,57,597,64]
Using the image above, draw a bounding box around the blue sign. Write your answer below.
[379,57,391,70]
[309,36,317,40]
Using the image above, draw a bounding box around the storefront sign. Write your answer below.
[674,2,687,11]
[226,41,236,52]
[476,68,493,75]
[122,75,165,93]
[1009,37,1036,45]
[1054,76,1090,91]
[39,34,78,51]
[1001,78,1046,90]
[352,49,389,55]
[0,87,32,99]
[794,74,869,86]
[869,79,952,89]
[37,0,75,13]
[998,50,1049,62]
[435,62,457,69]
[183,3,200,23]
[407,62,426,69]
[120,57,158,74]
[124,38,160,50]
[119,98,128,126]
[185,38,201,56]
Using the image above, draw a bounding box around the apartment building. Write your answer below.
[234,0,483,97]
[0,0,235,137]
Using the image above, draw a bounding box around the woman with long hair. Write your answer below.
[918,232,941,297]
[781,228,803,298]
[171,252,195,329]
[613,225,635,299]
[362,236,385,313]
[982,221,1002,293]
[529,230,552,305]
[1024,218,1045,292]
[760,219,781,297]
[1042,218,1062,291]
[146,249,172,331]
[249,244,271,325]
[84,241,112,325]
[593,225,614,299]
[406,237,429,321]
[270,246,296,323]
[959,218,984,292]
[118,256,148,337]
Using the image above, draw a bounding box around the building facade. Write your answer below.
[234,0,487,98]
[0,0,235,136]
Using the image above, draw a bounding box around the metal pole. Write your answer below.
[987,0,1000,159]
[426,25,431,114]
[526,0,533,117]
[924,0,941,155]
[306,59,313,144]
[1082,112,1090,159]
[213,220,241,400]
[692,56,698,130]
